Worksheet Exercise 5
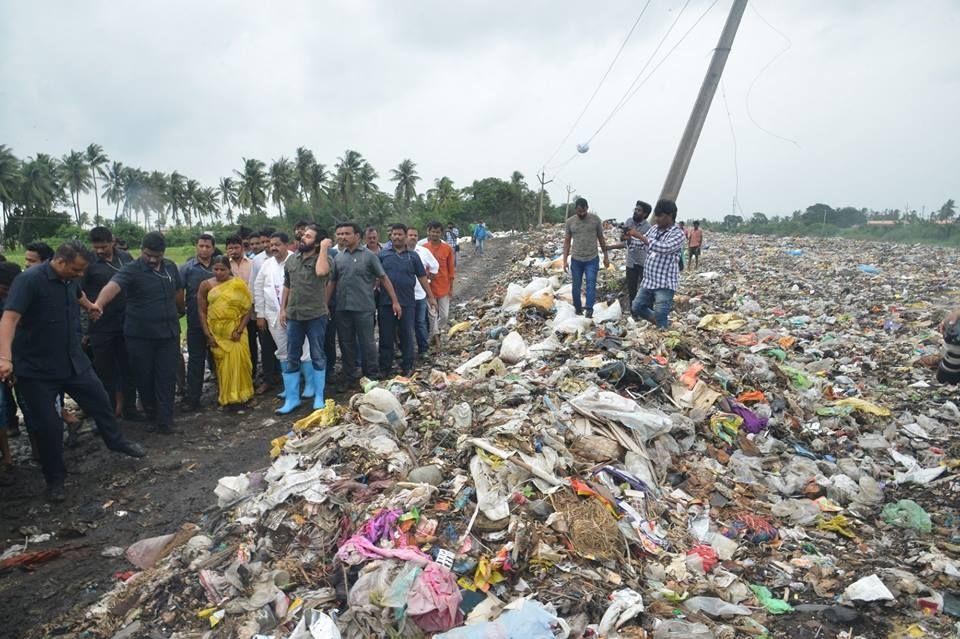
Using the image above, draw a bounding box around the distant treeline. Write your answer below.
[704,200,960,248]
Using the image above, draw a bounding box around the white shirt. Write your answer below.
[414,244,439,301]
[253,253,288,321]
[251,250,268,290]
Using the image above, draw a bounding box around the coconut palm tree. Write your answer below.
[217,177,238,223]
[357,162,380,202]
[335,149,365,215]
[390,159,420,210]
[167,171,187,226]
[294,147,317,200]
[101,161,125,220]
[308,163,328,208]
[185,178,201,226]
[85,143,109,221]
[19,154,60,214]
[60,150,92,225]
[199,186,219,225]
[0,145,20,229]
[268,157,296,216]
[236,158,268,216]
[427,176,459,211]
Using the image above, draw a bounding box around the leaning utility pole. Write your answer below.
[564,184,575,218]
[660,0,748,203]
[537,171,554,225]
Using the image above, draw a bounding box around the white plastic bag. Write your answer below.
[501,283,525,313]
[592,300,622,323]
[354,388,407,431]
[499,332,528,364]
[126,532,177,569]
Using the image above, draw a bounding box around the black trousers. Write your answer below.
[247,324,260,378]
[16,367,126,485]
[90,332,138,413]
[625,265,644,308]
[126,336,178,428]
[378,305,415,373]
[257,325,279,383]
[185,326,213,404]
[336,310,377,379]
[324,318,338,374]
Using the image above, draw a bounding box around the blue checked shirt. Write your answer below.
[640,224,685,291]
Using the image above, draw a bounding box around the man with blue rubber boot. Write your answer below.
[277,226,333,414]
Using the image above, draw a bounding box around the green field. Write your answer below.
[2,245,196,267]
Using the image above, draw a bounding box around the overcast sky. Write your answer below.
[2,0,958,221]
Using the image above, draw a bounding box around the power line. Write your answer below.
[720,79,745,217]
[541,1,654,171]
[588,0,721,144]
[745,1,800,148]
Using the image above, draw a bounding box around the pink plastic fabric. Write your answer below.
[335,535,431,566]
[406,563,464,632]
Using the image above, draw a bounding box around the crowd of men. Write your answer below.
[0,219,470,501]
[564,196,703,328]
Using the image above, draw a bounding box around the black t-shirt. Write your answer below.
[82,249,133,335]
[4,263,89,379]
[111,258,183,339]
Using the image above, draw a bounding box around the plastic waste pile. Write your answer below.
[34,229,960,639]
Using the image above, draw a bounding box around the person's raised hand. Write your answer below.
[320,238,333,250]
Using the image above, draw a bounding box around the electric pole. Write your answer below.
[660,0,748,203]
[537,171,554,226]
[564,184,575,218]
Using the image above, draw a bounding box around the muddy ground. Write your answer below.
[0,236,516,639]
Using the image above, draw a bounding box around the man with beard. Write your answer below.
[276,226,333,413]
[621,201,652,306]
[563,197,609,319]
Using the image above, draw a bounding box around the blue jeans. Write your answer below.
[632,287,675,329]
[286,316,328,372]
[570,257,599,313]
[414,299,429,353]
[475,237,485,255]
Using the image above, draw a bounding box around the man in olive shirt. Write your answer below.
[0,241,145,502]
[563,197,609,318]
[277,226,333,413]
[93,232,185,435]
[327,222,401,386]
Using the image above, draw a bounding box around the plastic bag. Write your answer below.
[407,563,463,632]
[653,620,715,638]
[843,574,894,602]
[881,499,932,532]
[684,596,752,617]
[592,300,622,323]
[215,475,251,507]
[750,584,794,614]
[598,588,644,635]
[289,609,341,639]
[499,331,528,364]
[522,288,555,311]
[353,388,407,432]
[126,532,176,569]
[502,283,525,313]
[528,335,561,357]
[434,600,564,639]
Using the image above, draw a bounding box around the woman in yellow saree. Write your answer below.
[198,256,254,407]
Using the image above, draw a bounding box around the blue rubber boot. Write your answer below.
[312,368,326,410]
[301,364,315,399]
[276,361,288,399]
[275,369,302,415]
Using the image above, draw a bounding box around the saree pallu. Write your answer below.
[208,278,254,406]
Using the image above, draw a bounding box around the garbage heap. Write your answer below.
[46,230,960,639]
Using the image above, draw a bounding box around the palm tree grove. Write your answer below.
[0,143,565,249]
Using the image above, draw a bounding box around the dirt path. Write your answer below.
[0,238,516,639]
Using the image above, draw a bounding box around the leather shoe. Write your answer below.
[121,410,146,422]
[45,483,66,502]
[111,441,146,458]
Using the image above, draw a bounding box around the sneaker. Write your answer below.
[45,483,66,503]
[111,440,146,458]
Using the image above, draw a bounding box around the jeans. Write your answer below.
[414,299,429,353]
[185,326,213,404]
[16,367,127,485]
[625,265,643,309]
[336,310,378,379]
[286,316,328,373]
[632,287,675,329]
[570,257,599,313]
[127,336,179,427]
[378,305,416,373]
[475,237,485,255]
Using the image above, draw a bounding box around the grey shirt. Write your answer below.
[624,217,652,268]
[565,212,604,261]
[330,245,386,312]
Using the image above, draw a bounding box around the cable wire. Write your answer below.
[541,0,653,170]
[745,1,800,148]
[720,79,746,217]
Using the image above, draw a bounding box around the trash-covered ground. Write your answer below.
[14,230,960,639]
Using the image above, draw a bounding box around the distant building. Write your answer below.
[866,220,899,226]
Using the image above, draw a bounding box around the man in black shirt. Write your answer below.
[93,232,185,435]
[179,234,216,411]
[82,226,140,420]
[0,241,145,501]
